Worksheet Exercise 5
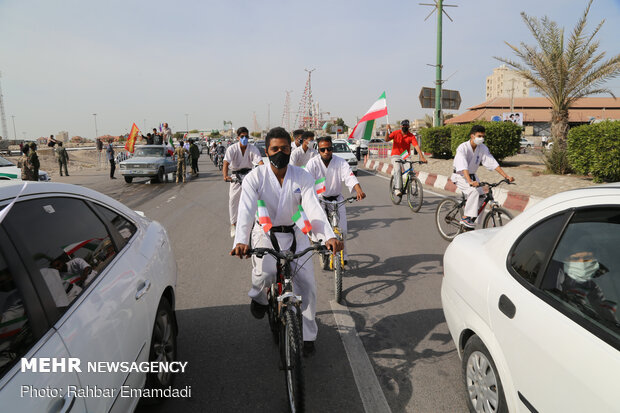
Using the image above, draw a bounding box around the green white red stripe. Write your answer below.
[256,200,272,233]
[400,150,410,160]
[314,177,326,194]
[349,91,388,141]
[167,135,174,155]
[292,206,312,234]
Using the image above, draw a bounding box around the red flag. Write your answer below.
[125,123,140,153]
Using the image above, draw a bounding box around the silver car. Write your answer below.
[119,145,177,184]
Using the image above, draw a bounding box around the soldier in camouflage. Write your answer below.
[55,141,70,176]
[28,142,40,181]
[17,146,34,181]
[174,140,187,183]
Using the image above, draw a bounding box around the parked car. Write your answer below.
[119,145,177,184]
[441,185,620,413]
[0,155,50,181]
[332,139,358,174]
[519,137,535,150]
[346,138,368,158]
[0,181,178,412]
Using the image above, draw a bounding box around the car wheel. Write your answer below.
[145,298,177,399]
[124,176,133,183]
[462,336,508,413]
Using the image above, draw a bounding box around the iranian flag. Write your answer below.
[166,135,174,155]
[256,200,272,233]
[292,206,312,234]
[314,177,326,195]
[400,150,410,160]
[348,91,388,141]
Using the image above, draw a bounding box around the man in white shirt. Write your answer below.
[306,136,366,262]
[451,125,514,228]
[291,129,304,150]
[223,126,264,237]
[231,127,342,356]
[289,131,318,167]
[161,123,172,144]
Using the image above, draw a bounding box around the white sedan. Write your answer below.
[442,184,620,412]
[0,181,178,412]
[332,139,358,174]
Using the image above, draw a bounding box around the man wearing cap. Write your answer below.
[386,120,426,197]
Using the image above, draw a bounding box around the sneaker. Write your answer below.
[460,216,475,229]
[230,224,236,238]
[394,189,402,197]
[250,300,268,319]
[303,341,316,357]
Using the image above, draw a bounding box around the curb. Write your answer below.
[363,159,543,212]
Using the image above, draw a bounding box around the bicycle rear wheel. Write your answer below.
[283,308,305,413]
[389,176,402,205]
[406,176,424,213]
[436,198,464,241]
[334,251,344,303]
[483,207,514,229]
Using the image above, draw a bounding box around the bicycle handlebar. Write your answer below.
[478,178,514,188]
[232,244,329,260]
[320,196,358,206]
[395,159,426,165]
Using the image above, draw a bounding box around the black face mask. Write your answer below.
[402,127,409,133]
[269,151,290,169]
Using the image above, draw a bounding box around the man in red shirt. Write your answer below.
[386,119,427,197]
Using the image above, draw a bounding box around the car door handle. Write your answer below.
[58,393,75,413]
[135,280,151,300]
[498,294,516,319]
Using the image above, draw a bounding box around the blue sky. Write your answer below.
[1,0,619,139]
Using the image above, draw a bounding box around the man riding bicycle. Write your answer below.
[306,136,366,263]
[451,125,514,228]
[231,127,342,357]
[223,127,263,237]
[386,120,427,197]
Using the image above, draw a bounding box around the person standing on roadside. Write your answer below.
[386,120,426,197]
[17,146,34,181]
[174,140,187,183]
[106,139,116,179]
[55,141,69,176]
[28,142,40,181]
[189,139,200,176]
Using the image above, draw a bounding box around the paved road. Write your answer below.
[64,157,468,412]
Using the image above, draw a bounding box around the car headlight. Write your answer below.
[120,164,127,169]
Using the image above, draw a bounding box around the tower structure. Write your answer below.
[252,111,260,133]
[0,72,8,140]
[294,69,318,129]
[281,90,292,130]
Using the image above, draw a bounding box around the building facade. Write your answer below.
[486,65,530,100]
[57,131,69,142]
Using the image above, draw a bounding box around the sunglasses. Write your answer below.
[319,147,333,153]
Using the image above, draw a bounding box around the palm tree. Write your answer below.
[496,0,620,145]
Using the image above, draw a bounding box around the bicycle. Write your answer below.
[435,179,514,241]
[389,159,425,212]
[234,244,328,413]
[317,196,357,303]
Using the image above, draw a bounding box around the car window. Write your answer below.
[0,157,13,167]
[0,250,35,378]
[333,143,350,153]
[540,208,620,340]
[3,197,116,311]
[508,214,567,285]
[92,204,137,249]
[134,147,164,157]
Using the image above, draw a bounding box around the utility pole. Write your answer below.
[11,115,16,140]
[92,113,98,140]
[421,1,457,127]
[0,72,8,140]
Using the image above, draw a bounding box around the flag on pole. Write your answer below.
[400,150,410,160]
[292,206,312,234]
[348,91,388,141]
[314,177,326,195]
[166,135,174,155]
[125,123,140,153]
[256,200,272,233]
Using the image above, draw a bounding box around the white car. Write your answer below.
[0,181,178,412]
[0,155,50,181]
[332,139,358,174]
[519,137,535,150]
[441,185,620,412]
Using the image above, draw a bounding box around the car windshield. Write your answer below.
[133,147,164,157]
[0,156,14,167]
[333,143,350,153]
[257,145,266,157]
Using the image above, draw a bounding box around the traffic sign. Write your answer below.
[419,87,462,110]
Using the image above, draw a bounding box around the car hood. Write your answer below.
[334,152,356,161]
[120,156,164,164]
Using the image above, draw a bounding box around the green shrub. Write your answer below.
[568,121,620,182]
[450,122,521,161]
[419,126,453,158]
[544,143,572,175]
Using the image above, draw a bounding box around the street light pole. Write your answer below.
[92,113,98,140]
[11,115,16,140]
[185,114,189,133]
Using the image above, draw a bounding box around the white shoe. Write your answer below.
[394,189,402,197]
[230,224,236,238]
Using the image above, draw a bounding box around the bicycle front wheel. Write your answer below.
[406,176,424,213]
[333,251,344,303]
[267,285,279,344]
[389,176,402,205]
[283,308,305,413]
[435,198,464,241]
[483,207,514,229]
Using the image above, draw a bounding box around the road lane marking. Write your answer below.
[358,169,448,199]
[330,300,392,413]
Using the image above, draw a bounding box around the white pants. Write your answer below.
[451,174,484,218]
[391,156,404,190]
[229,181,242,225]
[248,225,318,341]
